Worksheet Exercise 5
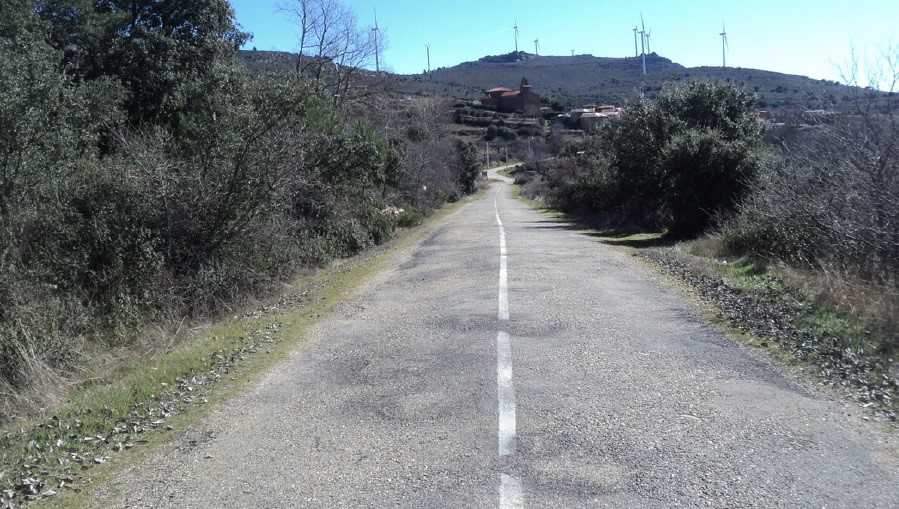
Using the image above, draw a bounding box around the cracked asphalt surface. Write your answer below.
[95,174,899,508]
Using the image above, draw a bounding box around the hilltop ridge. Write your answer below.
[239,49,857,110]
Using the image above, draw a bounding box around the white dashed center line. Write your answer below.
[496,194,510,321]
[496,331,516,456]
[494,188,523,508]
[499,473,524,509]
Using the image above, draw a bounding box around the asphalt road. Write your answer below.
[96,171,899,508]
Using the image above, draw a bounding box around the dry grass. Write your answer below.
[779,264,899,346]
[682,234,899,357]
[683,234,726,259]
[1,187,484,430]
[0,301,221,424]
[0,357,68,419]
[2,191,483,508]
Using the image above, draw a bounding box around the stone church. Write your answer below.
[481,78,542,115]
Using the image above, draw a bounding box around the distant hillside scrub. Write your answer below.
[530,82,765,237]
[522,74,899,345]
[240,49,872,112]
[720,104,899,286]
[0,1,480,414]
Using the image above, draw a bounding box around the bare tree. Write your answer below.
[736,43,899,282]
[279,0,380,104]
[279,0,317,74]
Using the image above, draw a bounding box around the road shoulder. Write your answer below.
[20,191,485,509]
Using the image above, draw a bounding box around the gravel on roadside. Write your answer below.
[640,248,898,423]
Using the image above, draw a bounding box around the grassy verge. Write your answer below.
[496,165,518,179]
[677,243,890,354]
[508,180,548,211]
[1,191,483,508]
[508,185,898,424]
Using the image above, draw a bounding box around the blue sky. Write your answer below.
[233,0,898,82]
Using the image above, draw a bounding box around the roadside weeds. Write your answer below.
[507,187,898,427]
[639,249,897,423]
[0,191,483,509]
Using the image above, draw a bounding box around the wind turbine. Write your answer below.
[719,23,729,68]
[425,43,431,74]
[513,20,519,52]
[372,8,380,72]
[534,39,540,56]
[632,26,639,57]
[639,14,647,75]
[645,30,652,53]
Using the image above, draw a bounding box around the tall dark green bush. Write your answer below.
[541,81,764,236]
[0,0,475,408]
[35,0,250,125]
[455,141,482,195]
[661,129,761,236]
[0,4,126,386]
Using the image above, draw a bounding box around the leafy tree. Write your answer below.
[655,82,762,236]
[0,0,472,416]
[455,141,482,195]
[35,0,250,124]
[661,129,761,236]
[604,81,763,235]
[0,4,123,219]
[0,0,46,41]
[536,82,763,236]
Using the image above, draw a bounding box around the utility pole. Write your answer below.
[372,8,380,72]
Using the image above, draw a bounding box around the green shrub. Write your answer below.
[661,128,761,237]
[35,0,250,126]
[455,141,482,194]
[497,126,518,140]
[0,1,473,413]
[539,81,764,236]
[397,209,425,228]
[0,31,123,218]
[26,163,165,311]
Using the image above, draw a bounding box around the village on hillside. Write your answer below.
[446,76,626,163]
[455,76,623,134]
[439,73,846,165]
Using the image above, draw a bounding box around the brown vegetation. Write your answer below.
[0,0,482,422]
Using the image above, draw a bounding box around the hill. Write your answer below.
[239,50,860,111]
[405,51,857,110]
